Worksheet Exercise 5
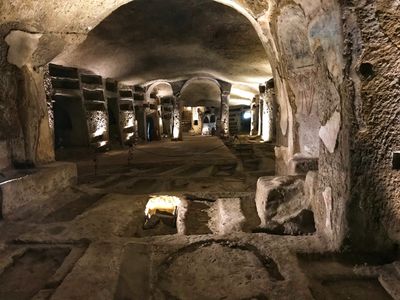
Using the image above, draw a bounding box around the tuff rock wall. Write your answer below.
[0,0,399,251]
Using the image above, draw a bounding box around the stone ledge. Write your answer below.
[288,155,318,175]
[0,162,77,220]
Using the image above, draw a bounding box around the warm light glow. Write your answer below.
[231,88,255,100]
[98,141,107,147]
[144,195,181,218]
[126,132,134,140]
[125,118,134,129]
[93,127,106,138]
[261,105,272,142]
[243,110,251,119]
[229,98,252,106]
[173,126,180,139]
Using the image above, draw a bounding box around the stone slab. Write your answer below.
[215,198,245,234]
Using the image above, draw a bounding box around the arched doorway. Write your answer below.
[179,77,222,136]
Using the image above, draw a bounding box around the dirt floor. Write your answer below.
[0,136,398,299]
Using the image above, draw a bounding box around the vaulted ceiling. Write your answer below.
[52,0,271,104]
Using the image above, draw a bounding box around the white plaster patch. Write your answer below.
[322,187,332,230]
[5,30,42,68]
[319,111,341,153]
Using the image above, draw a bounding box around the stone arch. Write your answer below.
[179,77,222,107]
[145,81,174,102]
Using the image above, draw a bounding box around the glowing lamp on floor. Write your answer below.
[144,195,181,229]
[145,195,181,218]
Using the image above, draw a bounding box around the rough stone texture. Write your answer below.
[211,198,245,234]
[260,0,351,250]
[0,0,399,254]
[255,176,309,227]
[87,110,109,143]
[0,25,55,166]
[157,242,271,299]
[304,171,328,237]
[288,155,318,175]
[342,0,400,250]
[0,136,397,299]
[0,162,77,220]
[53,0,271,101]
[51,242,122,300]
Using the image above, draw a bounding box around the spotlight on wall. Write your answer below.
[126,132,134,140]
[93,128,106,138]
[243,110,251,120]
[173,126,180,139]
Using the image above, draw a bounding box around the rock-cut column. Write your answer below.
[261,82,274,142]
[220,91,230,138]
[171,96,182,141]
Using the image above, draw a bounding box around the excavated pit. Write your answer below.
[297,253,397,300]
[0,248,70,300]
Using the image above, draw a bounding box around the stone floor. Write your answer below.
[0,136,399,299]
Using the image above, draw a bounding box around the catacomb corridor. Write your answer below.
[0,0,399,299]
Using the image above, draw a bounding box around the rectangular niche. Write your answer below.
[393,152,400,170]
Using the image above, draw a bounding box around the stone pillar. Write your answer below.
[1,30,55,166]
[250,97,259,136]
[16,66,55,165]
[261,82,274,142]
[135,105,146,141]
[220,91,229,138]
[171,96,182,141]
[0,66,25,167]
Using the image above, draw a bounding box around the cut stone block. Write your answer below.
[255,176,310,228]
[215,198,245,234]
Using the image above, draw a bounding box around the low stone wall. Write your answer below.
[0,162,77,220]
[0,141,10,170]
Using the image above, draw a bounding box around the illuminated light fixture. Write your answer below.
[243,110,251,119]
[126,132,134,140]
[261,106,272,142]
[125,118,134,129]
[173,126,180,139]
[93,128,106,138]
[144,195,181,219]
[98,141,107,147]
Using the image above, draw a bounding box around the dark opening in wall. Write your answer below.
[393,152,400,170]
[359,62,374,78]
[81,74,103,85]
[120,90,133,98]
[134,93,145,101]
[106,80,118,92]
[49,64,79,79]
